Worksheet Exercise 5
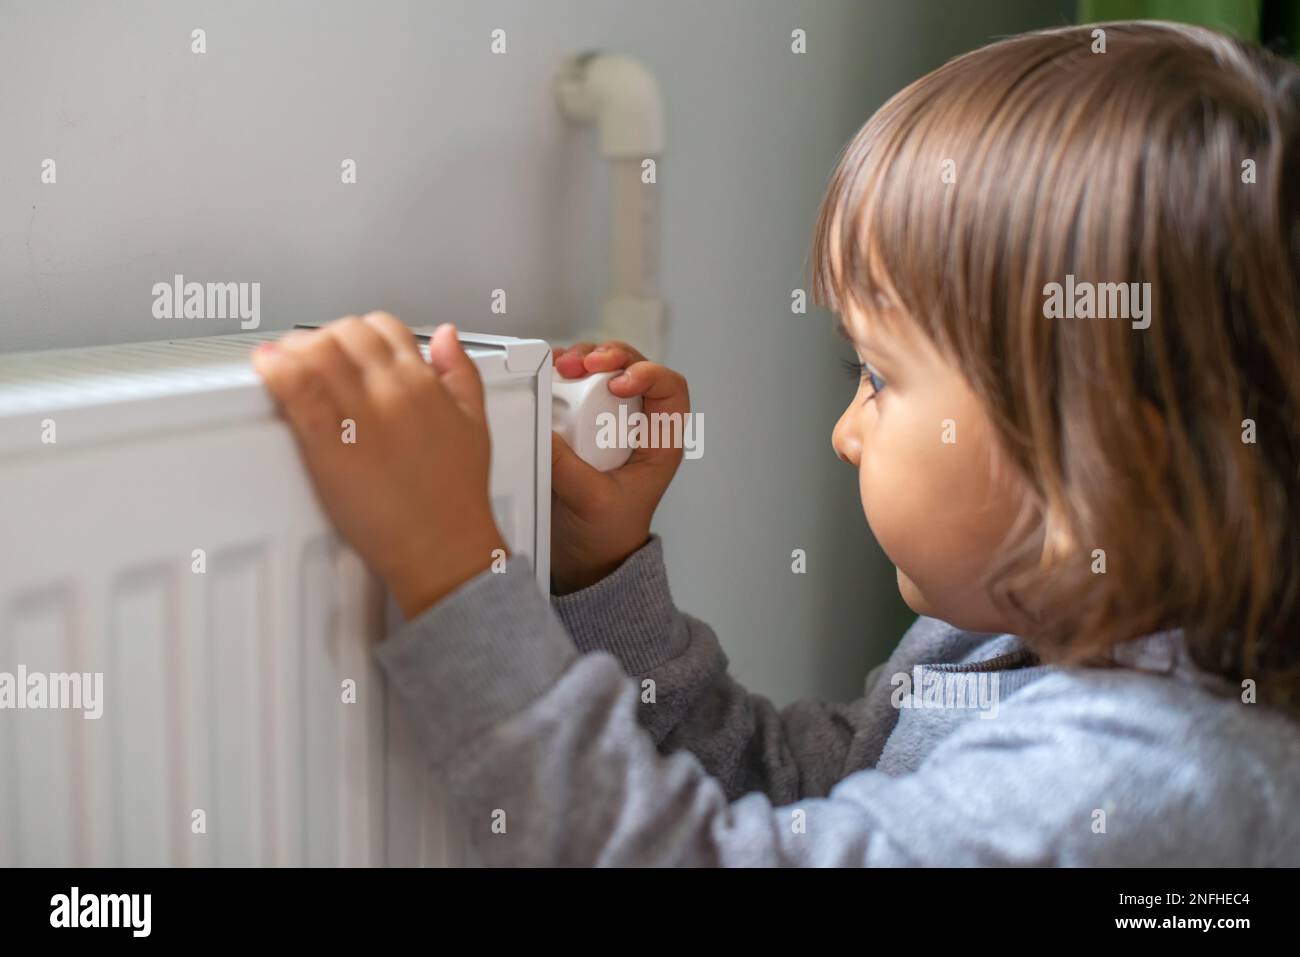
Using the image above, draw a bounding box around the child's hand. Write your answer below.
[550,341,688,594]
[252,314,508,620]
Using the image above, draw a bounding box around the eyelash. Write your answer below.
[840,357,886,399]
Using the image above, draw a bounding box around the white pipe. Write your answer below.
[554,53,666,359]
[554,52,665,158]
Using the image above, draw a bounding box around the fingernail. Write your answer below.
[255,341,278,355]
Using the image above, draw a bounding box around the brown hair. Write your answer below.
[811,21,1300,714]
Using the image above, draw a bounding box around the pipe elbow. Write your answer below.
[555,52,664,158]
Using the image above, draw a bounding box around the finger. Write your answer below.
[330,315,431,417]
[252,343,347,451]
[551,344,577,376]
[329,315,397,372]
[273,328,315,350]
[581,341,648,374]
[362,311,422,362]
[608,361,690,415]
[550,430,610,510]
[427,323,486,421]
[274,324,366,414]
[359,310,443,400]
[608,362,691,471]
[554,342,599,379]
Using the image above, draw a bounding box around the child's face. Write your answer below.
[829,272,1027,634]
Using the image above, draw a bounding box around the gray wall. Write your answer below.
[0,0,1072,705]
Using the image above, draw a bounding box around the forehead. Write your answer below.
[823,204,917,347]
[838,299,903,349]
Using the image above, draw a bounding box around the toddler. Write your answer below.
[252,21,1300,865]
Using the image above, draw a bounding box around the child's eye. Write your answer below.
[839,357,886,399]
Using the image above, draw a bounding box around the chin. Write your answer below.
[897,568,1017,634]
[895,568,933,616]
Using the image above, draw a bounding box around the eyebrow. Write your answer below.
[834,315,895,362]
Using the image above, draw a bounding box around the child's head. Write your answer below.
[813,22,1300,707]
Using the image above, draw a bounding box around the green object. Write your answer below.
[1078,0,1300,61]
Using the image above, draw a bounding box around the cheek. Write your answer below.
[855,409,943,559]
[855,400,1020,626]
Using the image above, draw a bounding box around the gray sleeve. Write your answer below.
[548,534,863,802]
[372,552,1255,866]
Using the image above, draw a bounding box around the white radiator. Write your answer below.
[0,329,553,866]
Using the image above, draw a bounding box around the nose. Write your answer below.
[832,404,860,466]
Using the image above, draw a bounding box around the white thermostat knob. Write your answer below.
[551,370,642,472]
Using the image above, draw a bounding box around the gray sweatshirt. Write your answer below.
[373,534,1300,866]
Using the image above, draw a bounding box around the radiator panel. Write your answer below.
[0,330,552,866]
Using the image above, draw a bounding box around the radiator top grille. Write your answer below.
[0,330,498,416]
[0,333,282,414]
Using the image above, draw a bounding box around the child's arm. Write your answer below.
[549,532,871,802]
